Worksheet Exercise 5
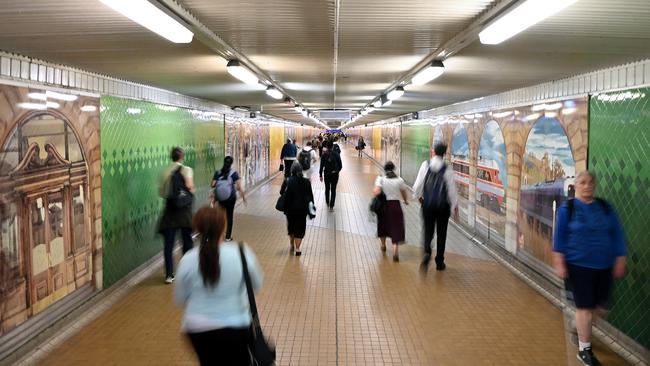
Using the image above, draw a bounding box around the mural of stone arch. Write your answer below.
[517,115,577,270]
[475,120,508,246]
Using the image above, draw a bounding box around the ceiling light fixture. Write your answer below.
[98,0,194,43]
[226,60,258,85]
[479,0,579,45]
[380,94,391,107]
[81,105,98,112]
[294,104,302,112]
[387,86,405,101]
[411,60,445,85]
[361,109,368,116]
[373,99,382,108]
[265,86,283,100]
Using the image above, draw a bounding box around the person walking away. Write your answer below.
[412,142,458,272]
[332,138,342,155]
[158,147,195,284]
[317,136,324,157]
[280,163,315,256]
[374,161,409,262]
[174,206,263,366]
[553,171,627,366]
[298,141,318,181]
[212,156,246,242]
[280,138,297,178]
[357,137,366,158]
[319,140,343,212]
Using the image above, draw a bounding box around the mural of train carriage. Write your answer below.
[0,84,101,340]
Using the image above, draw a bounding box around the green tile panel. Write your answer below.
[100,97,225,287]
[589,88,650,350]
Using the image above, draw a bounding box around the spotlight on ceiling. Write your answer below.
[226,60,258,85]
[387,86,405,101]
[98,0,194,43]
[479,0,579,45]
[265,86,283,100]
[411,60,445,85]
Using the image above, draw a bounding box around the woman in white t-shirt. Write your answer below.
[373,161,410,261]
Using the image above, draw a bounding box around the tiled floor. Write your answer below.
[35,145,630,365]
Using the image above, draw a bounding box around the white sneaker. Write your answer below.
[165,276,174,284]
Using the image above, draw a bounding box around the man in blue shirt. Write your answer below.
[553,171,627,366]
[280,139,297,178]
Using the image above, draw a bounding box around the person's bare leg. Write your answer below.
[392,241,399,262]
[289,234,295,253]
[379,237,386,252]
[576,309,593,343]
[295,238,303,255]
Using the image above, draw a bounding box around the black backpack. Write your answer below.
[333,144,341,154]
[422,165,450,211]
[299,150,311,170]
[323,151,342,174]
[168,166,193,209]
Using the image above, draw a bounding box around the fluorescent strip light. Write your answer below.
[383,99,392,107]
[373,99,382,108]
[98,0,193,43]
[479,0,579,45]
[127,108,143,114]
[81,105,98,112]
[226,60,258,85]
[544,102,563,110]
[387,86,404,100]
[411,60,445,85]
[294,105,302,112]
[366,107,375,113]
[531,104,546,112]
[28,92,47,101]
[361,110,368,116]
[17,102,60,110]
[265,87,283,100]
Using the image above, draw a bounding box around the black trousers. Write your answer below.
[421,208,450,265]
[324,173,339,208]
[283,159,295,178]
[187,327,251,366]
[162,227,193,278]
[218,197,236,239]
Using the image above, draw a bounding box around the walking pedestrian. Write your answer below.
[553,171,627,366]
[280,138,297,178]
[174,206,263,366]
[212,156,246,242]
[298,141,318,181]
[412,142,458,272]
[319,140,342,211]
[281,163,315,256]
[356,137,366,158]
[374,161,409,262]
[158,147,195,284]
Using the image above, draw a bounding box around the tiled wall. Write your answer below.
[589,88,650,350]
[100,97,225,287]
[400,124,431,185]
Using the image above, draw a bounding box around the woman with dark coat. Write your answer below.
[280,163,314,256]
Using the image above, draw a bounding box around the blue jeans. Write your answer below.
[162,227,193,277]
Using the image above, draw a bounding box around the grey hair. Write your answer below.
[291,162,303,177]
[576,170,596,183]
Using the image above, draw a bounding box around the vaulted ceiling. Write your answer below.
[0,0,649,127]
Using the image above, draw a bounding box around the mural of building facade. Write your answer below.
[101,97,224,287]
[381,124,401,175]
[0,83,101,338]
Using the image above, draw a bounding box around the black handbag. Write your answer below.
[370,191,387,215]
[239,244,276,366]
[275,194,285,212]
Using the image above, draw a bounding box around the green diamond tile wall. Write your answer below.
[100,97,225,287]
[589,88,650,350]
[401,124,431,185]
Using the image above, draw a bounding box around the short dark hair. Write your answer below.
[171,147,184,162]
[327,140,334,149]
[433,143,447,157]
[384,161,395,172]
[307,141,312,147]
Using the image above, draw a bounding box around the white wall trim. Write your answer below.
[417,58,650,118]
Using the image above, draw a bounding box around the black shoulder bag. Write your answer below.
[238,243,276,366]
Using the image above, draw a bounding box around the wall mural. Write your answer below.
[0,83,101,338]
[451,124,471,224]
[401,124,431,185]
[381,124,401,175]
[226,118,271,190]
[518,117,576,268]
[475,121,507,246]
[269,126,284,176]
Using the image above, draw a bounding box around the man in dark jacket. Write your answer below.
[280,139,297,178]
[319,140,343,211]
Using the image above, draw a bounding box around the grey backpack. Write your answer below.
[215,170,235,201]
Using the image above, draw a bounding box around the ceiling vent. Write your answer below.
[318,109,351,120]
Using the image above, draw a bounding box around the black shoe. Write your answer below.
[577,347,601,366]
[435,263,446,271]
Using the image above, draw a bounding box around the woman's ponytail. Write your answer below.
[193,206,228,287]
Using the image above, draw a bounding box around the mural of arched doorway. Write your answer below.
[0,111,93,333]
